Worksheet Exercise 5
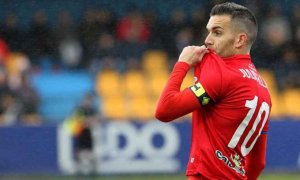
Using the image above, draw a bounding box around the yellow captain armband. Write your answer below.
[190,82,211,105]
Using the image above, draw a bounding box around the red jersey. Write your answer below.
[155,51,271,179]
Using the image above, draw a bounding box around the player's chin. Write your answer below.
[206,46,215,52]
[213,49,227,57]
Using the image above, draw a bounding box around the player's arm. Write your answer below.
[155,46,208,122]
[245,133,267,180]
[155,62,200,122]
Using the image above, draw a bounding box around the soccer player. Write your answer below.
[155,2,271,180]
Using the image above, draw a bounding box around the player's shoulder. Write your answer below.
[198,50,224,69]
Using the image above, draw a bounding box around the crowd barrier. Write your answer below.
[0,119,299,174]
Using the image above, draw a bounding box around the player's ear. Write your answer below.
[235,33,248,49]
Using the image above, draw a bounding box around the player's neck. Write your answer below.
[234,48,250,56]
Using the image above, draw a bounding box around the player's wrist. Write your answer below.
[178,59,192,66]
[175,61,191,71]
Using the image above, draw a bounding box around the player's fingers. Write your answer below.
[194,46,208,62]
[195,45,207,52]
[194,46,208,57]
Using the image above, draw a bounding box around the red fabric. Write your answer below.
[245,134,267,180]
[116,17,150,42]
[155,62,200,122]
[156,51,271,180]
[0,39,9,64]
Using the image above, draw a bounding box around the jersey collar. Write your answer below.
[222,54,251,61]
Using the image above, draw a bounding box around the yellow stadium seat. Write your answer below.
[258,69,277,90]
[123,70,148,97]
[148,73,169,98]
[127,95,155,121]
[148,69,194,98]
[96,70,122,97]
[142,50,168,73]
[6,52,30,75]
[282,88,300,117]
[101,95,128,120]
[269,91,283,118]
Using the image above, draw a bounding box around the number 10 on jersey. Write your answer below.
[228,96,270,156]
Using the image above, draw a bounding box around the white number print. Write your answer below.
[228,96,270,156]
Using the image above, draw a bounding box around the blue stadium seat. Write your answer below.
[31,71,93,123]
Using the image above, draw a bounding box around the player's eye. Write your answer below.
[213,31,222,36]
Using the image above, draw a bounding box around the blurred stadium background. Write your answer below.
[0,0,299,179]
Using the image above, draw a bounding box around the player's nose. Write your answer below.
[204,35,213,47]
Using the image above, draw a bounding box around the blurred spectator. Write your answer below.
[244,0,265,17]
[79,8,98,61]
[58,39,83,70]
[0,38,9,65]
[1,53,41,125]
[116,8,150,43]
[173,27,194,64]
[54,11,78,40]
[162,8,189,59]
[294,25,300,58]
[0,92,20,125]
[191,7,208,45]
[79,8,115,68]
[54,10,83,69]
[145,10,165,50]
[17,75,41,125]
[5,53,31,91]
[0,65,9,95]
[116,8,149,69]
[0,13,27,52]
[291,5,300,58]
[28,10,55,68]
[89,33,121,73]
[94,8,116,34]
[64,92,98,174]
[273,47,300,91]
[117,39,147,70]
[0,65,19,125]
[290,4,300,31]
[259,5,292,65]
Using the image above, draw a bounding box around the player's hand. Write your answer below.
[178,45,209,67]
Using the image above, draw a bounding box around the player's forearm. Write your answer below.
[155,62,199,122]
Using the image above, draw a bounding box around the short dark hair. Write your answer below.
[210,2,257,47]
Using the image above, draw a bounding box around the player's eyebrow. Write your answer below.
[207,26,224,31]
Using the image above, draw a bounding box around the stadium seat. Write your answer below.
[142,50,168,73]
[101,95,128,120]
[32,72,93,122]
[127,95,155,121]
[258,69,277,90]
[282,88,300,117]
[148,72,169,98]
[123,70,148,97]
[96,70,122,97]
[269,91,283,118]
